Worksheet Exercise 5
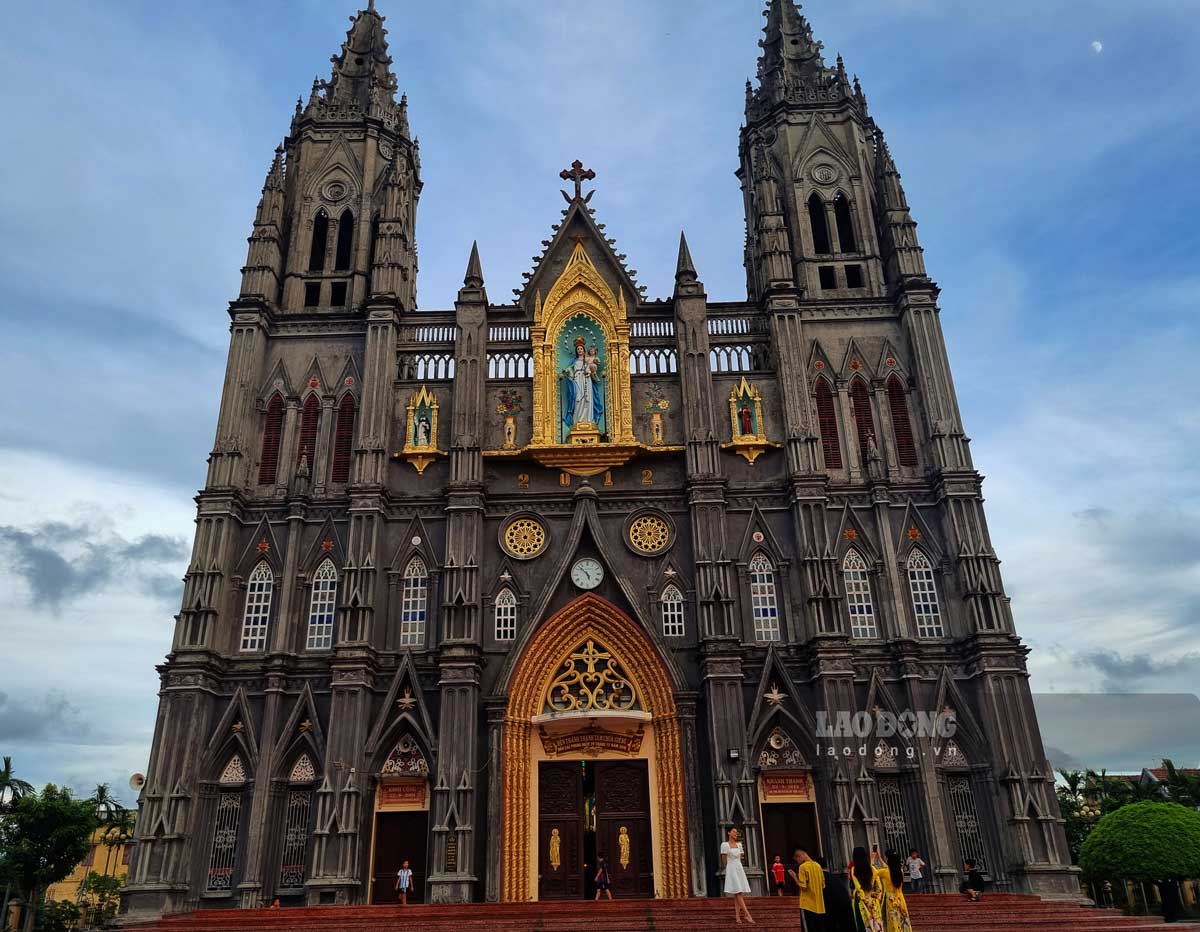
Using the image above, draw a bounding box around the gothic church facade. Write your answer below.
[124,0,1076,917]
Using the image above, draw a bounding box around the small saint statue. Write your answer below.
[414,413,431,447]
[562,336,603,431]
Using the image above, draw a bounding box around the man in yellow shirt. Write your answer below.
[787,846,826,931]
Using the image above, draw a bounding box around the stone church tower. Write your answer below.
[123,0,1076,918]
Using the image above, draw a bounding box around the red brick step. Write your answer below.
[125,893,1200,932]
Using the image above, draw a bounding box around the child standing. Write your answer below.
[771,855,786,896]
[395,859,413,905]
[594,852,613,901]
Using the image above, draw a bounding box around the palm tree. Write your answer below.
[101,808,135,878]
[89,784,122,826]
[0,757,34,811]
[0,758,36,932]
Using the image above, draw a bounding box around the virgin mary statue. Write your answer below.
[562,336,604,432]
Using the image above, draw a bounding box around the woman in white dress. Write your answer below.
[720,826,755,925]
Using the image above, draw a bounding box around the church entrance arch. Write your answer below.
[500,594,689,901]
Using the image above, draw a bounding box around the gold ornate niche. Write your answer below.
[484,240,681,476]
[722,376,779,464]
[501,593,689,901]
[394,385,445,475]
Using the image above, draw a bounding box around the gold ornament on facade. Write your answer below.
[619,825,630,869]
[628,514,671,555]
[722,376,778,464]
[503,517,547,559]
[549,828,561,870]
[482,239,682,475]
[544,640,639,714]
[394,384,445,475]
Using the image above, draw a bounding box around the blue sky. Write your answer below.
[1,0,1198,798]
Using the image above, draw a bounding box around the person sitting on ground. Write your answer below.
[958,858,984,902]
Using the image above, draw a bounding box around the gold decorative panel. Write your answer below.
[544,640,639,714]
[503,517,547,559]
[628,515,671,555]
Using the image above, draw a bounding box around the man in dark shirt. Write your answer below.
[959,858,984,901]
[819,858,855,932]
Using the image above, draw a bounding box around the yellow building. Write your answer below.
[43,819,137,904]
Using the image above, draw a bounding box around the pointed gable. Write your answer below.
[517,196,644,309]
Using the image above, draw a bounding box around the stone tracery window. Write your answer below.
[399,557,428,647]
[907,550,944,638]
[208,754,247,892]
[749,552,781,642]
[843,550,878,638]
[306,559,338,650]
[661,584,685,638]
[544,640,640,714]
[240,562,273,652]
[494,587,517,641]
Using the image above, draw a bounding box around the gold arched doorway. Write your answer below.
[500,594,689,901]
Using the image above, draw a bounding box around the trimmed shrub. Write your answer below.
[1079,801,1200,881]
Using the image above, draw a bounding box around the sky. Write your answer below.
[1,0,1199,801]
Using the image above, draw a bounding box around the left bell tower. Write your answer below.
[236,0,421,316]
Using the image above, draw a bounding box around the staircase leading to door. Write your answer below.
[127,893,1200,932]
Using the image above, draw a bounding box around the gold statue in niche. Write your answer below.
[619,825,631,869]
[549,827,561,870]
[722,376,779,465]
[394,384,446,475]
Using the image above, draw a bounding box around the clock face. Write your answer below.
[570,558,604,590]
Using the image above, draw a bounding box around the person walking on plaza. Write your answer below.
[849,846,886,932]
[788,846,826,931]
[721,827,755,925]
[594,852,613,901]
[879,851,913,932]
[772,855,787,896]
[904,850,926,894]
[394,859,413,905]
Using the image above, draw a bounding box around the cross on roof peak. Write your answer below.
[560,159,596,204]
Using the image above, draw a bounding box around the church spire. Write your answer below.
[753,0,838,108]
[326,3,398,110]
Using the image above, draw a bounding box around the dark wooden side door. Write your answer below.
[595,760,653,897]
[761,802,821,894]
[538,762,584,899]
[371,810,429,903]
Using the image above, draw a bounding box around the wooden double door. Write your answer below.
[538,760,654,899]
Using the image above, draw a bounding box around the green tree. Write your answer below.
[1161,759,1200,809]
[78,871,123,929]
[1056,769,1103,863]
[1079,801,1200,882]
[0,785,97,932]
[37,900,80,932]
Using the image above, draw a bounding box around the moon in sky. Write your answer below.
[1091,40,1104,53]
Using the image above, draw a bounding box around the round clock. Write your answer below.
[570,558,604,590]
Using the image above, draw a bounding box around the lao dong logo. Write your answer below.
[817,708,956,740]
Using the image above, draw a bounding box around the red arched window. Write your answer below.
[849,377,876,464]
[297,394,320,466]
[257,393,284,486]
[814,377,842,469]
[330,394,355,483]
[887,375,918,466]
